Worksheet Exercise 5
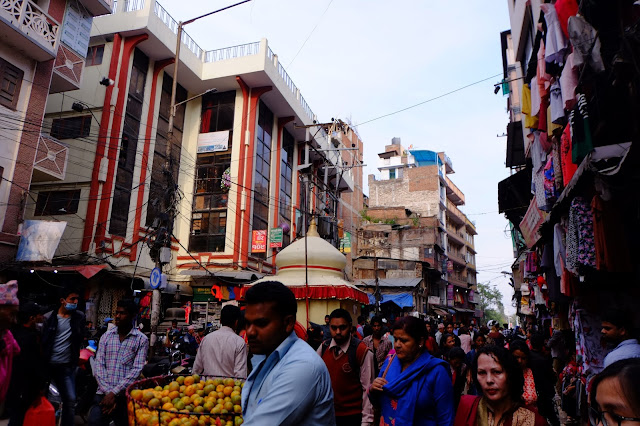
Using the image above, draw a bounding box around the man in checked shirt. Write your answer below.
[90,299,148,425]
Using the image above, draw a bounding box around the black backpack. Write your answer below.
[320,337,367,377]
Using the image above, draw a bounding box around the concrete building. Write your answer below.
[361,138,479,322]
[3,0,364,325]
[0,0,113,264]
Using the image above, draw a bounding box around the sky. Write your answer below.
[157,0,517,315]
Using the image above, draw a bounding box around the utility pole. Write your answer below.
[149,0,251,351]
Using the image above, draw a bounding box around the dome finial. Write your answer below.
[307,217,320,237]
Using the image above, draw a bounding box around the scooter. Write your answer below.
[47,383,63,426]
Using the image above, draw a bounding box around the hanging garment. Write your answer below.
[568,15,606,73]
[549,81,565,124]
[591,195,633,273]
[537,40,551,98]
[552,139,564,194]
[538,96,549,133]
[531,132,547,171]
[523,84,540,129]
[555,0,579,39]
[534,169,547,210]
[560,52,578,110]
[531,72,541,117]
[548,106,564,136]
[560,125,578,186]
[572,303,606,376]
[571,94,593,165]
[541,4,569,66]
[566,197,596,274]
[544,157,558,204]
[539,129,552,153]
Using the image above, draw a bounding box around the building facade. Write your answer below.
[2,0,364,325]
[359,139,479,321]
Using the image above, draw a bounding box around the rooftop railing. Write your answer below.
[204,42,260,63]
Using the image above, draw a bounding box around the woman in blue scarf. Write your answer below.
[370,316,454,426]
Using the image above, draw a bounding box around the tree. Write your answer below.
[477,282,507,325]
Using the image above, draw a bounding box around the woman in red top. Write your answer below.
[509,340,538,406]
[454,345,547,426]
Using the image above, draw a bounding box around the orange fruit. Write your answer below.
[223,387,233,396]
[142,390,155,403]
[169,382,180,392]
[162,402,174,410]
[148,398,161,408]
[169,391,180,399]
[131,389,143,401]
[184,385,196,397]
[184,376,195,386]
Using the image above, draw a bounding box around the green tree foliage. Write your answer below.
[477,282,507,325]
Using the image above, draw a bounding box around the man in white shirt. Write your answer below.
[601,309,640,368]
[193,305,247,378]
[435,323,445,346]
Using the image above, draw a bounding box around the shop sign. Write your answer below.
[16,220,67,262]
[197,130,229,153]
[269,227,283,248]
[428,296,441,305]
[447,260,454,273]
[447,284,454,300]
[468,290,475,302]
[251,230,267,253]
[519,197,548,248]
[340,232,351,253]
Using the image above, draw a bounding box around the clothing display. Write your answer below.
[591,195,633,273]
[566,197,596,274]
[571,302,606,376]
[559,52,578,110]
[554,0,579,38]
[522,84,539,129]
[570,94,593,165]
[553,224,567,278]
[549,81,564,124]
[568,15,605,73]
[560,125,578,185]
[543,157,557,203]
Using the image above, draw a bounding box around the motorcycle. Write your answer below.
[46,383,63,426]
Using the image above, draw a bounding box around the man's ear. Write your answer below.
[284,315,296,334]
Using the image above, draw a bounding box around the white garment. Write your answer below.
[550,81,564,124]
[560,52,578,110]
[553,223,567,277]
[192,326,248,378]
[541,4,569,65]
[568,15,605,73]
[531,74,541,117]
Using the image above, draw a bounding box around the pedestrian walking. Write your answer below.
[509,340,538,405]
[425,322,438,355]
[241,281,335,425]
[529,334,560,426]
[193,304,247,378]
[42,287,85,426]
[465,333,486,366]
[369,316,454,426]
[600,309,640,367]
[589,358,640,426]
[440,333,458,360]
[319,309,374,426]
[362,315,393,375]
[7,301,46,425]
[321,314,331,341]
[454,345,548,426]
[0,281,20,406]
[90,299,148,426]
[459,327,472,353]
[435,323,445,346]
[449,347,471,409]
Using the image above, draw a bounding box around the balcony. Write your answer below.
[32,134,68,182]
[446,200,466,226]
[445,176,465,205]
[448,252,466,267]
[448,274,467,289]
[465,218,477,235]
[50,44,85,93]
[78,0,113,16]
[0,0,60,61]
[446,230,465,246]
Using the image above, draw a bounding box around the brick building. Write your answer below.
[357,138,479,322]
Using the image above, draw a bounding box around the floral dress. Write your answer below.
[522,368,538,405]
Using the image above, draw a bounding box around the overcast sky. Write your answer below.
[158,0,516,315]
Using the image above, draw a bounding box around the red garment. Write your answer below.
[555,0,579,39]
[522,368,538,405]
[294,321,308,340]
[454,396,548,426]
[425,336,438,355]
[321,341,369,417]
[560,125,578,186]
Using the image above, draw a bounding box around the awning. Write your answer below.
[431,307,450,317]
[368,292,414,308]
[452,307,476,313]
[179,269,264,281]
[357,277,422,289]
[28,264,107,279]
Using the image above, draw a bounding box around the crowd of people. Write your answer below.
[0,279,639,426]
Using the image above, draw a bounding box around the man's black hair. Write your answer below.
[59,286,80,300]
[370,315,383,326]
[330,308,353,324]
[509,339,530,356]
[117,299,138,317]
[357,315,366,324]
[601,309,630,330]
[220,304,241,327]
[449,347,466,362]
[529,333,545,351]
[473,333,486,342]
[245,281,297,318]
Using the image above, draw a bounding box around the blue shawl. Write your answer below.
[379,351,454,426]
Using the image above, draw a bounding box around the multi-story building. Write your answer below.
[360,138,479,321]
[4,0,364,325]
[0,0,113,264]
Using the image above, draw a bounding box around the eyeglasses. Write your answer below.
[589,407,640,426]
[330,325,349,331]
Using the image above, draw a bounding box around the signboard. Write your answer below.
[16,220,67,262]
[149,267,162,289]
[519,197,548,248]
[339,232,351,253]
[269,227,283,248]
[447,260,454,273]
[447,284,454,301]
[428,296,441,305]
[251,230,267,253]
[468,290,475,303]
[197,130,229,153]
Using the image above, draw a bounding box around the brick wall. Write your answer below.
[368,169,441,218]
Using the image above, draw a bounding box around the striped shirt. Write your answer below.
[94,327,148,395]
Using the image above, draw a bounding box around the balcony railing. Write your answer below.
[153,1,202,58]
[33,133,68,181]
[445,176,465,205]
[0,0,60,55]
[204,41,260,63]
[446,200,466,226]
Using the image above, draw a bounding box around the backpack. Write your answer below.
[321,337,368,377]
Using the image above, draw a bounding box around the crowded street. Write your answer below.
[0,0,639,425]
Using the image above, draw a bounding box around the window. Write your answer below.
[252,101,274,258]
[0,58,24,110]
[389,168,396,179]
[51,116,92,139]
[61,1,91,57]
[189,152,231,253]
[35,190,81,216]
[109,49,148,236]
[86,45,104,66]
[279,129,294,246]
[200,90,235,135]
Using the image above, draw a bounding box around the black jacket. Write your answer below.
[7,326,46,407]
[42,309,86,365]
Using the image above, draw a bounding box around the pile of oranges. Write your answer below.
[127,374,244,426]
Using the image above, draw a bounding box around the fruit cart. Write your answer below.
[126,374,244,425]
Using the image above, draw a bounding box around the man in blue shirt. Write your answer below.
[241,281,335,426]
[602,309,640,368]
